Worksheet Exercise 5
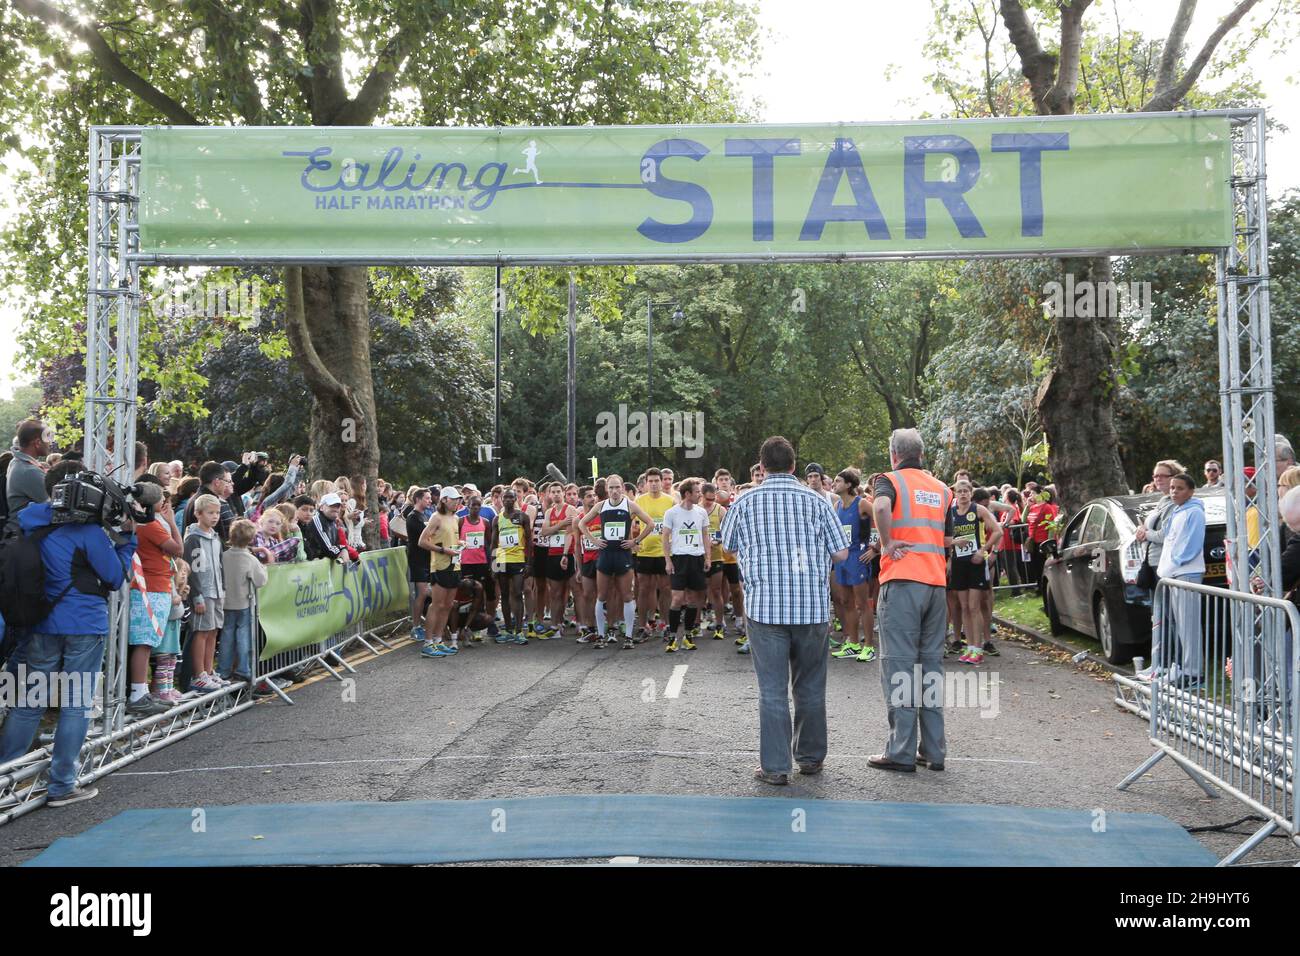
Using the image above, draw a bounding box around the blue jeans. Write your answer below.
[217,607,253,679]
[0,632,104,798]
[745,619,829,774]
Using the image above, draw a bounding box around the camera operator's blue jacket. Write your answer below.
[17,502,137,635]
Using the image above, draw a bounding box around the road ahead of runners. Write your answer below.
[0,627,1292,865]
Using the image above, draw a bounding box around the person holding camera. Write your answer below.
[0,461,137,806]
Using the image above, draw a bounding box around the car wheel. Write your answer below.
[1095,596,1134,666]
[1044,586,1067,636]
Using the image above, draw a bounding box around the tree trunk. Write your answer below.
[1036,256,1127,513]
[291,265,382,548]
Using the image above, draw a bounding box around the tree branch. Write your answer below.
[1044,0,1094,115]
[12,0,200,124]
[283,267,365,421]
[1155,0,1198,94]
[999,0,1057,113]
[1143,0,1259,111]
[330,20,427,125]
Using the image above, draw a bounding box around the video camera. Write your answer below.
[50,471,162,530]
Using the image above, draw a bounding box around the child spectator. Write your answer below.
[151,560,189,703]
[127,477,183,716]
[183,494,226,692]
[255,508,301,563]
[276,502,308,561]
[218,519,268,683]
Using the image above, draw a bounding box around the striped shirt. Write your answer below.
[719,472,850,625]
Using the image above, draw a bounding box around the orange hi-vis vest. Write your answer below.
[880,468,951,587]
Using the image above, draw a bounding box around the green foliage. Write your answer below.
[1,0,761,449]
[0,384,43,447]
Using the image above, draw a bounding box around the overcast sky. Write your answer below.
[1,0,1295,400]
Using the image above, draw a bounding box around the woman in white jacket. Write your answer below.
[1155,474,1207,689]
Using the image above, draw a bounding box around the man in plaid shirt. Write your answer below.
[721,436,849,785]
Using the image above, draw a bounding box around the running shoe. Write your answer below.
[412,625,426,643]
[944,641,965,658]
[666,640,678,653]
[831,642,862,660]
[494,631,513,644]
[984,639,999,656]
[734,633,747,647]
[621,637,634,650]
[855,645,877,663]
[632,628,649,645]
[420,644,450,658]
[511,633,528,645]
[438,642,459,655]
[688,627,702,643]
[535,628,560,641]
[577,631,598,644]
[736,639,750,655]
[682,637,697,651]
[958,647,984,665]
[712,628,724,641]
[833,617,843,632]
[470,630,486,643]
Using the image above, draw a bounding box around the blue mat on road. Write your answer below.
[24,795,1215,867]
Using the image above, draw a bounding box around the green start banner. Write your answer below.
[139,114,1232,262]
[256,548,409,660]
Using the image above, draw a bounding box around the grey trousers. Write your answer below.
[746,618,829,774]
[877,580,948,765]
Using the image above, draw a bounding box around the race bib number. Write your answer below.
[841,523,854,541]
[679,528,701,546]
[653,519,664,534]
[500,531,520,548]
[955,535,977,558]
[464,531,484,549]
[868,529,880,548]
[914,489,942,508]
[604,522,627,541]
[548,534,565,548]
[711,530,722,543]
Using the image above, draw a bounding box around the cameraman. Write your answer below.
[0,461,136,807]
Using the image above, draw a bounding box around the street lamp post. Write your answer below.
[646,298,683,470]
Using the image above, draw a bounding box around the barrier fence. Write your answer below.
[0,549,412,826]
[1116,577,1299,865]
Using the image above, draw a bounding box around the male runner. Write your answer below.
[578,474,655,648]
[490,489,531,644]
[633,468,674,642]
[662,479,710,652]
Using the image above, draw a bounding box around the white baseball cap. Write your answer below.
[441,486,463,500]
[319,492,343,506]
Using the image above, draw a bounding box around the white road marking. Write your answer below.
[115,752,1041,776]
[663,664,689,699]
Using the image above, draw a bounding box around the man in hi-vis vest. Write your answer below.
[869,429,955,772]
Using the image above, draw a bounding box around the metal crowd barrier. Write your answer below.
[0,590,411,826]
[1116,577,1299,865]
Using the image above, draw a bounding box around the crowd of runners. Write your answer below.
[396,462,1061,666]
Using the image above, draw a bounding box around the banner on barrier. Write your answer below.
[139,114,1233,261]
[257,548,410,660]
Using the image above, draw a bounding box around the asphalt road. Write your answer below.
[1,625,1295,866]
